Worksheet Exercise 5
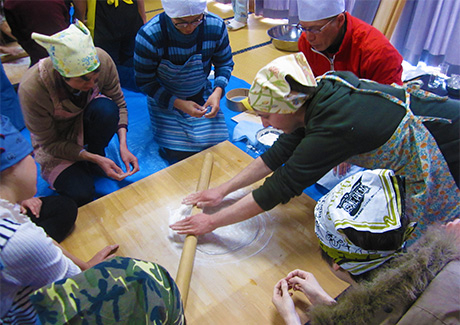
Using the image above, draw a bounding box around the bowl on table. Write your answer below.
[256,127,283,152]
[226,88,249,112]
[267,24,302,52]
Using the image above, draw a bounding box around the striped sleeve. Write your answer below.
[203,13,234,91]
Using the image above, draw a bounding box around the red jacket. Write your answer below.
[298,12,403,85]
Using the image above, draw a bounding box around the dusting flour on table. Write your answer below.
[169,188,273,258]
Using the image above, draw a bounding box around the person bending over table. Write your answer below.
[272,169,460,324]
[18,20,139,207]
[170,52,459,239]
[134,0,234,164]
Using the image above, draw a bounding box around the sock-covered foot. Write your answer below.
[226,19,246,31]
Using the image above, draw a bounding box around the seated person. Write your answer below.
[0,116,184,324]
[18,20,139,207]
[297,0,403,85]
[0,115,117,324]
[272,169,460,324]
[134,0,234,164]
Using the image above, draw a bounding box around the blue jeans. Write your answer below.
[54,98,119,206]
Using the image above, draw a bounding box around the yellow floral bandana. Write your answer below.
[32,20,100,78]
[242,52,317,114]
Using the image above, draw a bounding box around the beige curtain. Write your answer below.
[372,0,406,39]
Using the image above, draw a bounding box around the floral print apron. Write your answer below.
[318,74,460,237]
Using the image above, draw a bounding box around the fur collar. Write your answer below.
[308,225,460,324]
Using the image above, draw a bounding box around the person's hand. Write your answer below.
[95,155,129,181]
[182,188,225,208]
[333,162,351,177]
[83,244,119,270]
[272,279,301,325]
[174,98,207,117]
[203,88,223,118]
[20,197,43,218]
[285,269,335,306]
[119,146,140,176]
[169,212,216,235]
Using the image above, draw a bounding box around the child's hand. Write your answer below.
[20,197,43,218]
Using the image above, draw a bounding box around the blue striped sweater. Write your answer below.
[134,12,234,110]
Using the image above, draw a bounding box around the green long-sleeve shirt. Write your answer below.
[253,72,459,210]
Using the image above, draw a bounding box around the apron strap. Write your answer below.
[317,73,409,109]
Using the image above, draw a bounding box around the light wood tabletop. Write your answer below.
[61,141,348,324]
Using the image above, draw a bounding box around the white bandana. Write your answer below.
[161,0,207,18]
[315,169,412,275]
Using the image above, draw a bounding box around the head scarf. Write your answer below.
[32,20,100,78]
[315,169,416,275]
[0,115,33,172]
[161,0,207,18]
[241,52,317,114]
[297,0,345,21]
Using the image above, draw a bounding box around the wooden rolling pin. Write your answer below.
[176,152,214,308]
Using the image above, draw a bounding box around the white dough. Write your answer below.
[169,189,271,256]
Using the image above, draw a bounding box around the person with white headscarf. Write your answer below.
[134,0,234,164]
[171,52,459,240]
[296,0,403,85]
[272,169,460,324]
[18,20,139,207]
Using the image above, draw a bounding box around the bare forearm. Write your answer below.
[218,157,272,197]
[117,127,128,149]
[212,192,264,229]
[53,240,88,270]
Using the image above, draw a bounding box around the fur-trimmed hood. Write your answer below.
[308,225,460,324]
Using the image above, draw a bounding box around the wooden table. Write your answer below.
[61,141,348,324]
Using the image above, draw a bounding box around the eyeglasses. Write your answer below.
[297,15,337,34]
[174,15,204,28]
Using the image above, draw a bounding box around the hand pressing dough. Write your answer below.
[169,189,274,260]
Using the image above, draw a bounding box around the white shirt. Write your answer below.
[0,199,80,323]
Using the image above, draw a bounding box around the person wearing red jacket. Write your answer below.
[297,0,403,85]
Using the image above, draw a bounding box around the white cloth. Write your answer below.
[161,0,207,18]
[0,200,80,322]
[297,0,344,21]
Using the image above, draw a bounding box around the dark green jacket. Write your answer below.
[253,72,459,210]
